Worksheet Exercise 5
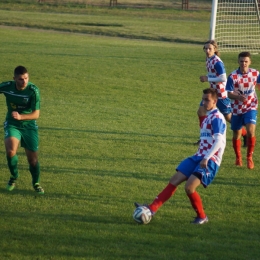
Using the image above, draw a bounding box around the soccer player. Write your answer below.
[195,40,247,146]
[135,88,226,224]
[0,66,44,194]
[226,52,260,169]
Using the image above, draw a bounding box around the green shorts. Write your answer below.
[4,122,39,152]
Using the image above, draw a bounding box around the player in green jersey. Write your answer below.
[0,66,44,194]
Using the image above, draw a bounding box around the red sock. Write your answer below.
[199,116,207,127]
[232,138,241,158]
[187,191,206,218]
[149,183,177,213]
[241,127,247,137]
[247,136,256,158]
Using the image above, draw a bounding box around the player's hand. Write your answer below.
[12,111,22,120]
[200,158,208,169]
[238,95,246,103]
[200,76,208,82]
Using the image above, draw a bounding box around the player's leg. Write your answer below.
[231,115,243,166]
[136,156,199,215]
[197,103,207,126]
[224,112,231,123]
[185,174,207,223]
[22,127,44,194]
[217,98,232,123]
[5,137,20,190]
[4,124,21,191]
[146,171,186,214]
[244,110,257,169]
[217,98,247,146]
[24,149,44,194]
[185,159,219,224]
[194,103,207,145]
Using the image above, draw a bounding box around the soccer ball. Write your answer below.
[133,206,152,224]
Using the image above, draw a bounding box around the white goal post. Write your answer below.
[209,0,260,53]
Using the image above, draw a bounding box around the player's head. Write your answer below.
[238,52,251,72]
[202,88,218,111]
[203,40,220,57]
[13,66,29,90]
[14,65,28,76]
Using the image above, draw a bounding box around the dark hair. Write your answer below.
[203,88,218,99]
[238,52,251,59]
[14,66,28,76]
[203,40,220,56]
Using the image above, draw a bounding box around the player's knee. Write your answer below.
[184,184,195,195]
[28,158,38,166]
[6,150,16,158]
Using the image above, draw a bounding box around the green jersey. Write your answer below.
[0,81,40,127]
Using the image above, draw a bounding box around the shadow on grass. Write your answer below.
[40,166,171,182]
[0,187,45,197]
[40,126,192,139]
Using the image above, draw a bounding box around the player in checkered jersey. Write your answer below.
[226,52,260,169]
[135,88,226,224]
[195,40,247,146]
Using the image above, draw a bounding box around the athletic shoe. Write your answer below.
[191,216,208,224]
[6,177,16,191]
[33,183,44,194]
[193,139,200,146]
[247,157,254,170]
[243,135,247,147]
[134,202,155,216]
[235,157,242,167]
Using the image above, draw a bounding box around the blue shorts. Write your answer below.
[200,98,231,115]
[176,155,220,187]
[231,110,258,131]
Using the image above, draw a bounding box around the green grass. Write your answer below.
[0,0,210,43]
[0,3,260,260]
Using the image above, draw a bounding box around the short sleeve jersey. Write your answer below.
[206,55,227,99]
[226,68,260,115]
[195,108,226,166]
[0,81,40,126]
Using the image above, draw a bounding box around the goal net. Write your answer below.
[210,0,260,53]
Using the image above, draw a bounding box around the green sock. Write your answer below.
[29,162,40,185]
[7,155,19,179]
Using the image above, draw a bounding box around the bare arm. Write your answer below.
[227,91,246,103]
[12,110,40,121]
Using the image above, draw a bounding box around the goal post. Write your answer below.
[209,0,260,53]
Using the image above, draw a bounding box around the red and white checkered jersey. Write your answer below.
[195,109,226,166]
[206,55,227,99]
[226,68,259,115]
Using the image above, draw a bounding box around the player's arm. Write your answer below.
[200,118,226,168]
[226,76,246,102]
[12,110,40,121]
[256,73,260,91]
[0,81,12,93]
[200,61,226,83]
[13,84,41,121]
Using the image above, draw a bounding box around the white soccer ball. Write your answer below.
[133,206,152,224]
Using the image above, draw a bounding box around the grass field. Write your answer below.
[0,2,260,260]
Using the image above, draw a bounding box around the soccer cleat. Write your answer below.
[247,157,254,170]
[193,139,200,146]
[235,157,242,167]
[6,177,17,191]
[33,183,44,194]
[134,202,155,216]
[242,135,247,147]
[191,216,208,224]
